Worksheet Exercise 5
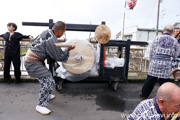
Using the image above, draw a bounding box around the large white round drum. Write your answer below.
[62,41,95,74]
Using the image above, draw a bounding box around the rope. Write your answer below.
[171,111,180,120]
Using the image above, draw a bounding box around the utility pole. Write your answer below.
[156,0,161,36]
[122,0,127,40]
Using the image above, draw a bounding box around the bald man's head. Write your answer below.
[157,82,180,101]
[163,24,174,34]
[156,82,180,114]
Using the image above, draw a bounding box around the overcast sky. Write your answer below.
[0,0,180,40]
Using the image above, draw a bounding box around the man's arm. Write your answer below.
[45,36,70,62]
[149,38,158,61]
[0,33,5,37]
[173,38,179,59]
[17,32,33,41]
[0,33,7,40]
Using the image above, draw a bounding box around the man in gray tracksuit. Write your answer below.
[24,21,75,115]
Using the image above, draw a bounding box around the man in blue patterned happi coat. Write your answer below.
[128,82,180,120]
[140,24,179,100]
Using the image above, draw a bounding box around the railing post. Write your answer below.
[124,39,131,83]
[99,22,106,77]
[49,19,54,29]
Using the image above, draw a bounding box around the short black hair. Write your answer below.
[53,21,66,32]
[174,27,180,30]
[7,23,17,31]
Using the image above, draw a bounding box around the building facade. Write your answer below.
[116,26,162,42]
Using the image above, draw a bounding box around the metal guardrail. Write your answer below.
[0,37,149,76]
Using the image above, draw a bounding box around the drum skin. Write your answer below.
[63,41,95,74]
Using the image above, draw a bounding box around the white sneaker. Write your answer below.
[36,105,51,115]
[50,95,56,100]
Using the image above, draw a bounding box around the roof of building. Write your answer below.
[138,28,162,32]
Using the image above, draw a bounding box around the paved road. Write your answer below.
[0,82,160,120]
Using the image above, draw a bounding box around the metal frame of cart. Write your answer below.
[22,19,131,91]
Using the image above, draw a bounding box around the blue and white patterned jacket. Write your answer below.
[148,33,179,78]
[127,97,180,120]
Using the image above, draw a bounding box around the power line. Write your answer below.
[144,0,157,28]
[161,0,180,23]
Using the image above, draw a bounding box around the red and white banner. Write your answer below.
[127,0,137,9]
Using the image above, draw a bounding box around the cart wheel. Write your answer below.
[108,81,112,86]
[56,81,63,91]
[112,82,119,91]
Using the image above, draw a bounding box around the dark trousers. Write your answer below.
[141,75,171,99]
[4,55,21,81]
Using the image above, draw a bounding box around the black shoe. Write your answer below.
[4,78,12,84]
[174,80,179,85]
[14,79,21,84]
